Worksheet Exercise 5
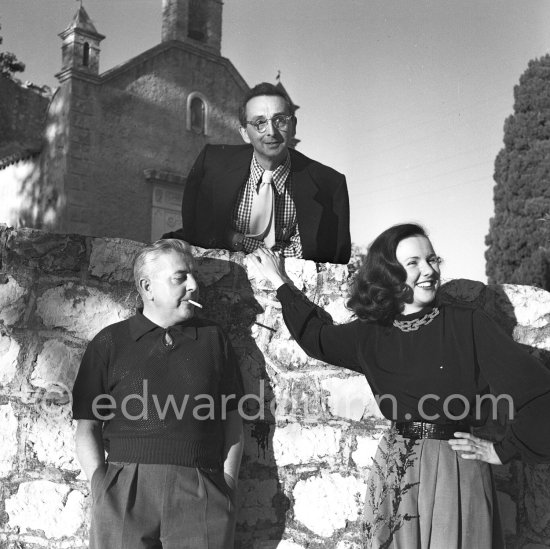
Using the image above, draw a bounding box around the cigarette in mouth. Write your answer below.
[188,299,203,308]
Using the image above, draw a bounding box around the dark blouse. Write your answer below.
[276,283,550,465]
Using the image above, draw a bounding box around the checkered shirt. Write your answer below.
[231,154,303,257]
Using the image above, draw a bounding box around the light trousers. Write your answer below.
[89,462,236,549]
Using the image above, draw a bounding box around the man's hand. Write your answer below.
[448,432,502,464]
[226,230,245,252]
[223,410,243,493]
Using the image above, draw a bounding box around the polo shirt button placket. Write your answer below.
[163,330,174,349]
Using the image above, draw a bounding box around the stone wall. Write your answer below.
[0,227,549,548]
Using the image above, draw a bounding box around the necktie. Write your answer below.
[247,170,276,248]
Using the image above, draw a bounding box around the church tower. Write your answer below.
[161,0,223,54]
[56,5,105,83]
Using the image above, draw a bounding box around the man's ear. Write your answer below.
[291,116,297,137]
[139,277,153,301]
[239,126,251,144]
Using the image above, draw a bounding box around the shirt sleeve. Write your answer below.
[241,235,262,253]
[71,334,110,421]
[473,309,550,464]
[277,223,303,258]
[276,283,362,372]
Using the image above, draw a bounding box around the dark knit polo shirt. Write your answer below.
[72,311,243,468]
[276,283,550,465]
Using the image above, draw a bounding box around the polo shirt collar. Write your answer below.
[129,310,198,341]
[249,153,291,195]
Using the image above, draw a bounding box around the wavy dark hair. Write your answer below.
[347,223,430,324]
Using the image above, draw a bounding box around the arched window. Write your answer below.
[187,93,209,135]
[190,97,205,133]
[83,42,90,67]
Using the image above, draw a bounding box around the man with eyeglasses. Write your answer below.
[170,82,351,264]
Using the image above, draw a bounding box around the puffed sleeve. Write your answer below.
[276,283,362,373]
[473,309,550,464]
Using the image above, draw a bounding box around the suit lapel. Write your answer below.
[212,146,253,225]
[290,150,323,255]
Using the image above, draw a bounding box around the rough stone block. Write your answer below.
[36,283,131,340]
[237,478,278,526]
[5,228,86,272]
[336,541,361,549]
[31,338,82,390]
[267,331,311,371]
[237,350,270,399]
[497,491,517,534]
[89,237,144,282]
[0,403,18,477]
[244,422,276,466]
[284,258,319,290]
[352,435,382,468]
[272,423,341,466]
[502,285,550,328]
[194,252,232,286]
[271,376,324,421]
[5,481,86,538]
[321,375,381,421]
[325,298,354,324]
[26,410,79,471]
[0,332,20,384]
[0,275,26,326]
[524,463,550,535]
[254,541,305,549]
[293,472,366,537]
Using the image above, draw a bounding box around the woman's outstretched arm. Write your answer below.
[250,248,362,372]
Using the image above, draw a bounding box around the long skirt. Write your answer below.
[363,430,505,549]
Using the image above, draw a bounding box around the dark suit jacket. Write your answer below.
[176,144,351,264]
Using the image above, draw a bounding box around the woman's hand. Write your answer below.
[249,248,289,289]
[448,432,502,465]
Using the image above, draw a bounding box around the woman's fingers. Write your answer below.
[448,432,502,465]
[249,248,287,288]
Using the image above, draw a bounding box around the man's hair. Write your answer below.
[134,239,194,294]
[238,82,295,126]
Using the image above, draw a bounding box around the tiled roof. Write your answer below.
[60,6,104,38]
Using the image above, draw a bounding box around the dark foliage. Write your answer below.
[0,23,26,79]
[486,55,550,289]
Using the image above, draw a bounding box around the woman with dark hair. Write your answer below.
[250,223,550,548]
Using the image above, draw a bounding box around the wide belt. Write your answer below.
[393,421,470,440]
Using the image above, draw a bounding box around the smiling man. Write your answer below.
[168,82,351,264]
[72,239,243,549]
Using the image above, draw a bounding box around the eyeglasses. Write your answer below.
[245,114,293,133]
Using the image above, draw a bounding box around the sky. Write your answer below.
[2,0,550,281]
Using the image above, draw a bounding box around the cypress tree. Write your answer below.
[486,54,550,289]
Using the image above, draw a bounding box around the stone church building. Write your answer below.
[0,0,296,242]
